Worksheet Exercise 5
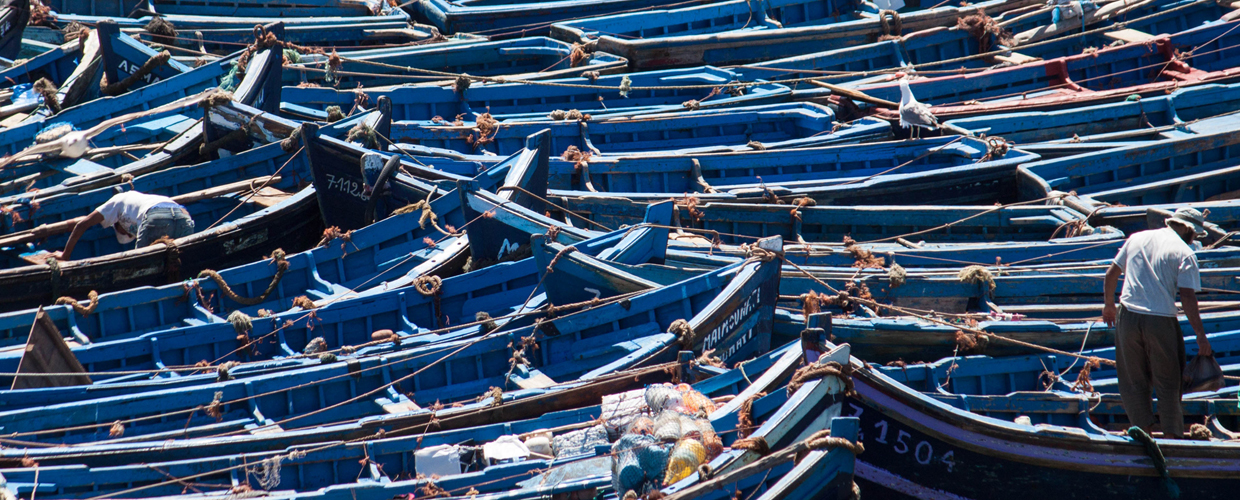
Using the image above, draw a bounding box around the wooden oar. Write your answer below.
[0,175,281,249]
[808,80,897,109]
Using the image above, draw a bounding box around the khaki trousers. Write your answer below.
[1115,305,1186,438]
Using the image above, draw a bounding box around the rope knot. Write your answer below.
[413,275,442,296]
[731,436,771,455]
[55,290,99,316]
[227,310,253,334]
[958,265,996,292]
[669,319,696,349]
[805,429,865,455]
[545,245,578,273]
[788,361,855,397]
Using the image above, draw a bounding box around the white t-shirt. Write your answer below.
[1114,227,1202,317]
[96,192,177,244]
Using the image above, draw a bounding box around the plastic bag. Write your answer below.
[1182,354,1224,394]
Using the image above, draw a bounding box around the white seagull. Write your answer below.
[896,73,938,139]
[0,88,216,169]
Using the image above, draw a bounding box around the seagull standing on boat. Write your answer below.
[896,73,937,139]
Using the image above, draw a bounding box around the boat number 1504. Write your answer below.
[847,403,957,472]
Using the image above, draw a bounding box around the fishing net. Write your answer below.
[601,388,647,435]
[653,410,683,442]
[636,442,671,479]
[626,416,655,436]
[644,383,682,414]
[552,424,608,458]
[685,415,722,458]
[611,434,655,495]
[663,438,707,485]
[678,385,716,415]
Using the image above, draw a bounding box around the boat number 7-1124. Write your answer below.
[847,403,957,472]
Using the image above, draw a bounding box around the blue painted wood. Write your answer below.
[943,83,1240,145]
[389,103,890,156]
[1017,112,1240,206]
[0,239,776,463]
[542,135,1033,205]
[282,37,629,88]
[549,0,865,44]
[0,0,28,61]
[0,42,280,206]
[0,343,798,499]
[732,0,1228,84]
[280,66,795,122]
[39,10,461,54]
[589,0,1038,70]
[860,17,1240,122]
[45,0,390,19]
[833,331,1240,498]
[412,0,731,38]
[0,130,541,355]
[881,326,1240,401]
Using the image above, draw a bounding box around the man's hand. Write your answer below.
[1198,336,1214,357]
[1102,303,1117,327]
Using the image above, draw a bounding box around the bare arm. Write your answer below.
[1102,263,1122,326]
[55,211,104,261]
[1180,288,1212,356]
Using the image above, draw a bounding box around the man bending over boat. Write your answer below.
[52,191,195,260]
[1102,207,1213,439]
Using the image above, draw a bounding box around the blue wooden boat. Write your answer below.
[549,0,869,44]
[390,103,890,157]
[0,0,28,61]
[1017,112,1240,206]
[551,195,1127,263]
[583,0,1038,70]
[792,314,1240,498]
[0,238,779,457]
[0,22,203,123]
[0,23,286,205]
[0,101,323,312]
[653,342,860,500]
[821,291,1240,363]
[942,83,1240,146]
[0,210,672,407]
[280,66,795,122]
[34,9,466,54]
[283,37,628,88]
[407,348,861,500]
[0,128,552,361]
[45,0,388,19]
[862,17,1240,123]
[730,0,1230,86]
[412,0,727,38]
[0,338,802,499]
[882,324,1240,398]
[0,39,284,201]
[540,135,1033,205]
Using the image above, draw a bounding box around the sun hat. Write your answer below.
[1167,207,1209,238]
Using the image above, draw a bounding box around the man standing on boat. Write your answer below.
[52,191,195,261]
[1103,207,1213,439]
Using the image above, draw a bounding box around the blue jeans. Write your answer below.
[136,206,195,247]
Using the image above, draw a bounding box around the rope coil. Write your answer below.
[152,235,181,281]
[102,51,172,96]
[669,319,697,350]
[788,361,855,397]
[545,245,578,273]
[413,275,442,296]
[55,290,99,316]
[198,249,289,306]
[391,200,460,236]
